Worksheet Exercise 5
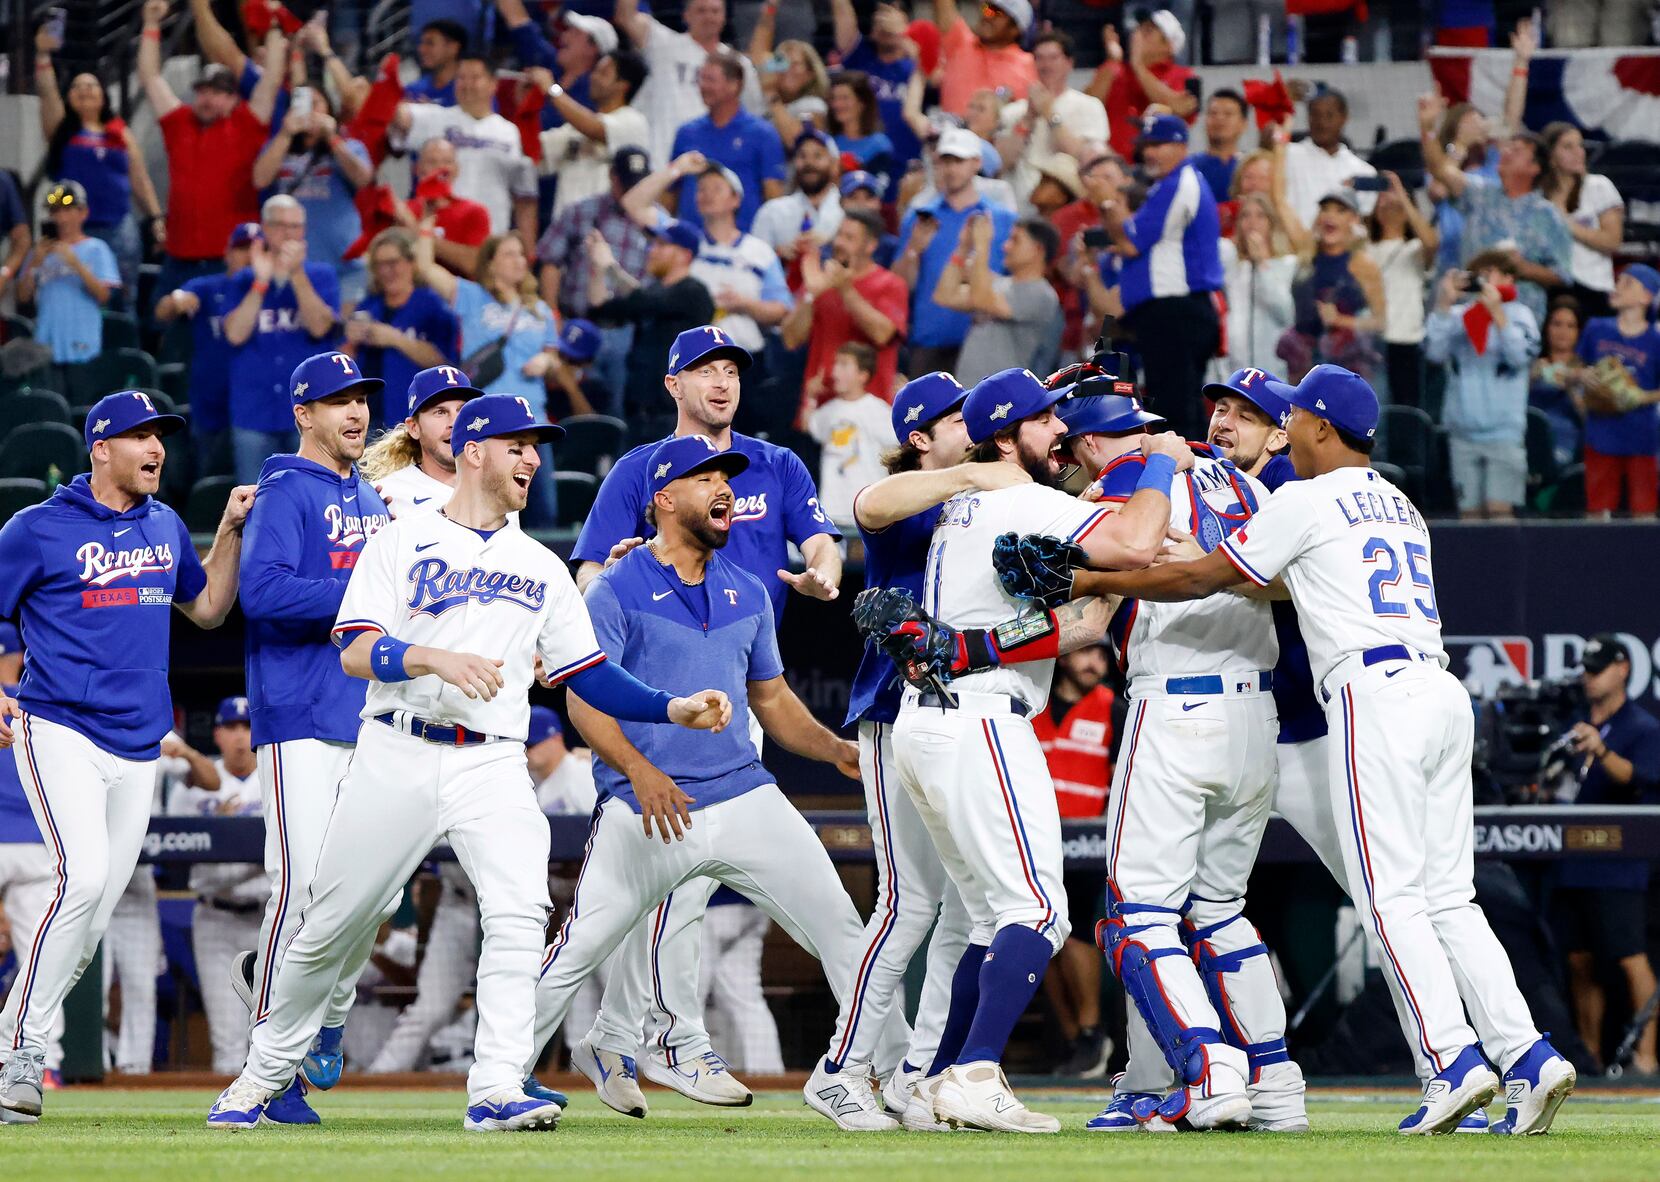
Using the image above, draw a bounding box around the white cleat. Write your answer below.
[1398,1046,1500,1136]
[463,1090,562,1132]
[1139,1045,1253,1132]
[573,1035,649,1118]
[229,950,257,1014]
[901,1074,954,1132]
[641,1048,752,1107]
[804,1058,900,1131]
[1248,1060,1310,1132]
[882,1061,922,1116]
[932,1061,1060,1134]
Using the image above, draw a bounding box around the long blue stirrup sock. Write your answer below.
[926,943,989,1076]
[957,926,1054,1066]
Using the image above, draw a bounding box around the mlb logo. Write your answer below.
[1445,635,1533,697]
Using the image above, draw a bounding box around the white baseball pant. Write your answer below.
[0,843,66,1071]
[699,901,783,1073]
[1326,661,1539,1078]
[0,715,157,1060]
[369,864,481,1074]
[192,902,263,1073]
[243,724,553,1105]
[101,866,160,1072]
[1274,735,1347,884]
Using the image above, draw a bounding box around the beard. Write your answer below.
[1015,437,1060,487]
[797,167,830,196]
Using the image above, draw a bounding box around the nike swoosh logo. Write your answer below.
[652,590,674,601]
[593,1052,610,1084]
[1181,702,1205,711]
[114,527,132,537]
[344,494,356,503]
[416,542,440,553]
[413,496,432,505]
[1385,668,1402,678]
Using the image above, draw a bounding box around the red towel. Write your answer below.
[242,0,303,39]
[496,79,546,162]
[342,185,399,261]
[1462,283,1519,354]
[1241,71,1295,130]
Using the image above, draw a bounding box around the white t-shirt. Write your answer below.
[1000,88,1110,203]
[332,510,600,739]
[1218,466,1447,688]
[1218,239,1297,377]
[636,16,764,168]
[1365,237,1428,345]
[169,758,268,904]
[807,393,898,528]
[539,105,651,218]
[397,106,538,233]
[688,230,793,352]
[1566,172,1623,294]
[1283,138,1377,228]
[537,750,598,816]
[924,481,1112,710]
[377,462,519,525]
[749,189,844,257]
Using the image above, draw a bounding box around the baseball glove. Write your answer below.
[851,586,964,690]
[992,531,1086,609]
[1586,355,1645,415]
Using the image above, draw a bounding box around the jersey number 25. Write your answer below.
[1361,537,1440,622]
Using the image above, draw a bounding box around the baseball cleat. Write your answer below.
[262,1077,321,1125]
[523,1074,569,1110]
[1398,1045,1500,1135]
[206,1076,274,1131]
[574,1036,648,1118]
[1456,1108,1491,1132]
[932,1061,1060,1134]
[805,1058,900,1131]
[1062,1028,1113,1079]
[901,1074,953,1132]
[1084,1090,1161,1132]
[229,950,257,1013]
[300,1025,345,1090]
[882,1061,922,1116]
[463,1090,562,1132]
[1248,1060,1310,1132]
[1490,1037,1575,1135]
[0,1049,46,1121]
[642,1048,752,1107]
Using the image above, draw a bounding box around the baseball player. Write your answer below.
[525,434,908,1117]
[1044,364,1576,1136]
[888,367,1191,1133]
[0,391,251,1123]
[363,365,496,519]
[235,350,395,1124]
[569,325,846,1112]
[165,697,268,1074]
[208,395,731,1132]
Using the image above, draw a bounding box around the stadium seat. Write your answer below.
[554,470,600,528]
[1536,462,1585,517]
[63,347,162,402]
[1375,405,1436,503]
[1365,139,1425,190]
[8,389,73,427]
[2,312,34,341]
[102,310,142,352]
[0,477,49,519]
[185,475,240,533]
[554,414,628,477]
[158,361,189,405]
[1425,427,1459,516]
[1523,407,1560,508]
[1590,140,1660,204]
[0,422,87,483]
[1371,460,1408,487]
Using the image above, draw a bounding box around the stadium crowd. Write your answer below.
[0,0,1656,1084]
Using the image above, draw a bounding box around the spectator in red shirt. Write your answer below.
[931,0,1037,118]
[781,209,909,420]
[1087,10,1198,160]
[140,0,281,301]
[398,138,492,278]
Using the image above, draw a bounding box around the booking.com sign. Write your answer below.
[1448,633,1660,699]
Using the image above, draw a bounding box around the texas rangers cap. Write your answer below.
[1058,392,1165,438]
[892,372,967,440]
[227,221,263,250]
[290,351,384,407]
[84,390,186,449]
[1578,633,1631,674]
[406,364,486,418]
[839,170,886,198]
[648,434,750,495]
[0,621,19,657]
[556,318,602,364]
[793,126,836,156]
[1136,113,1189,146]
[528,704,564,745]
[450,393,566,450]
[668,324,752,375]
[1286,363,1379,441]
[215,696,251,726]
[963,367,1066,444]
[650,218,702,256]
[1202,367,1294,426]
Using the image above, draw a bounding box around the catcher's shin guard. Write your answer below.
[1182,911,1291,1083]
[1096,906,1218,1087]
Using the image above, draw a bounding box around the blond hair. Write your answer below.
[1229,150,1274,201]
[1232,191,1292,256]
[359,426,421,482]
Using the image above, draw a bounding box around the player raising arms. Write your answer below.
[207,396,730,1133]
[0,393,252,1124]
[1009,364,1576,1136]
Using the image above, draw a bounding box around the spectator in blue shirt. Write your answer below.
[668,49,787,233]
[1191,90,1247,205]
[345,228,462,428]
[221,195,342,483]
[832,0,921,177]
[894,127,1015,376]
[497,0,604,126]
[827,71,894,183]
[0,170,31,303]
[404,19,467,106]
[17,181,120,374]
[1577,265,1660,517]
[1100,114,1222,440]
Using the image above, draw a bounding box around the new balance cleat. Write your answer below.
[574,1035,648,1118]
[642,1048,752,1107]
[1491,1037,1575,1135]
[933,1061,1060,1134]
[1398,1045,1500,1136]
[464,1091,561,1132]
[901,1074,953,1132]
[805,1058,900,1131]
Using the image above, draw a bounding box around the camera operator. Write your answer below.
[1553,634,1660,1074]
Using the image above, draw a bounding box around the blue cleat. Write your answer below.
[1084,1090,1162,1131]
[464,1091,562,1132]
[523,1074,569,1110]
[300,1026,345,1090]
[1455,1108,1490,1132]
[1490,1037,1576,1135]
[206,1078,273,1131]
[1398,1045,1499,1136]
[263,1077,322,1125]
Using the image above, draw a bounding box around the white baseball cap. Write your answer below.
[936,126,983,161]
[1139,8,1187,60]
[564,12,619,56]
[986,0,1033,33]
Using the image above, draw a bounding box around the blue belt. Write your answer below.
[916,691,1031,718]
[373,713,499,747]
[1361,645,1432,668]
[1163,671,1273,695]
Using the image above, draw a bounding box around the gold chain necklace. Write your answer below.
[648,539,704,586]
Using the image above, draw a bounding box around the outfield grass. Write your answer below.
[5,1089,1659,1182]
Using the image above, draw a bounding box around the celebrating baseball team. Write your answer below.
[0,309,1578,1139]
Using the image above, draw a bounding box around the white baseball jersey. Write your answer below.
[923,483,1112,711]
[332,512,602,741]
[378,464,520,526]
[1219,466,1447,686]
[1098,452,1277,687]
[169,759,267,904]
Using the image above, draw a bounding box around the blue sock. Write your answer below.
[927,943,988,1076]
[957,926,1054,1066]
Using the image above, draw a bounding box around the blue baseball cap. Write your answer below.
[450,393,566,451]
[0,621,19,656]
[647,434,750,495]
[290,351,384,407]
[406,364,486,418]
[1058,392,1165,438]
[892,372,967,439]
[668,324,752,375]
[528,705,563,745]
[215,695,251,726]
[1136,113,1189,146]
[557,318,602,364]
[651,218,702,255]
[1202,367,1295,426]
[1622,263,1660,297]
[1286,363,1379,441]
[963,368,1067,444]
[228,222,262,249]
[793,126,836,155]
[700,163,745,202]
[84,390,186,449]
[840,170,886,198]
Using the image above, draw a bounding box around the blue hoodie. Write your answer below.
[240,454,390,747]
[0,476,206,759]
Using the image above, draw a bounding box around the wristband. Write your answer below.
[951,253,967,268]
[1137,451,1178,494]
[960,609,1061,672]
[1512,67,1528,78]
[252,278,270,295]
[143,28,160,40]
[370,636,414,682]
